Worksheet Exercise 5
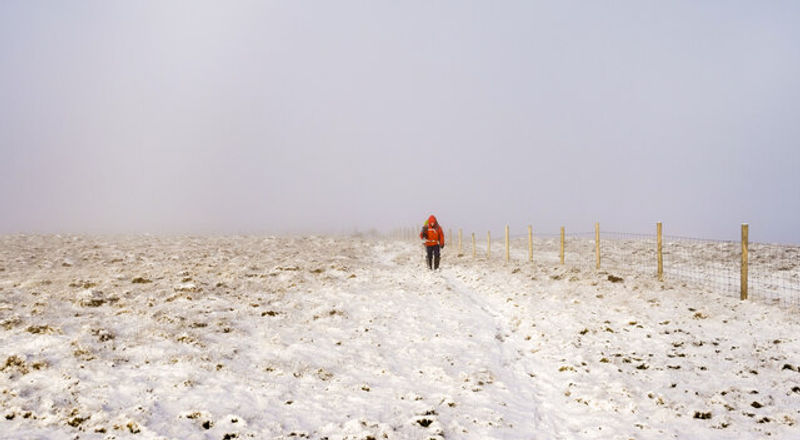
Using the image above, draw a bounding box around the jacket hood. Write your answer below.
[428,215,437,225]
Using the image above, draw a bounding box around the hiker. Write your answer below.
[419,215,445,270]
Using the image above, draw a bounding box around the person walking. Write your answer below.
[419,215,445,270]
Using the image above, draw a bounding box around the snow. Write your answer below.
[1,234,799,439]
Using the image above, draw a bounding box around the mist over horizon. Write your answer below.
[2,1,798,244]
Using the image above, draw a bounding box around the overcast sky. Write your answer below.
[1,1,798,242]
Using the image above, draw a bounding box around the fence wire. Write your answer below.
[662,236,740,296]
[599,232,658,277]
[747,242,800,307]
[427,227,800,309]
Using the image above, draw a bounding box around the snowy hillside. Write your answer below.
[1,235,799,439]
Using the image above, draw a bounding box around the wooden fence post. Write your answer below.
[741,223,749,300]
[528,225,533,263]
[560,226,565,265]
[487,231,491,259]
[472,232,476,260]
[595,222,600,270]
[505,225,510,263]
[458,229,463,256]
[657,222,663,281]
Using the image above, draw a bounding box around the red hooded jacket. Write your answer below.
[420,215,445,247]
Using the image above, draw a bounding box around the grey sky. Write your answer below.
[1,1,798,242]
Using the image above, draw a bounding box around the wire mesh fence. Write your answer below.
[748,242,800,306]
[661,236,741,296]
[600,232,659,276]
[527,234,562,266]
[394,224,800,309]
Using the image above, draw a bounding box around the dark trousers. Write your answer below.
[425,245,441,270]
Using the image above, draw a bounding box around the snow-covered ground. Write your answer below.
[1,235,799,439]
